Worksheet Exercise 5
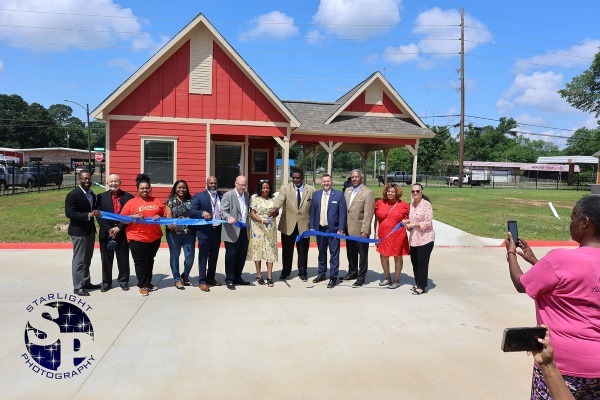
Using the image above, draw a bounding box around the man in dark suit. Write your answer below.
[310,174,347,288]
[96,174,134,292]
[220,175,250,290]
[189,175,223,292]
[65,172,101,296]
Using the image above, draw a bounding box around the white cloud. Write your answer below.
[516,113,544,126]
[312,0,403,40]
[239,11,299,41]
[413,8,492,57]
[0,60,3,72]
[382,43,419,64]
[581,115,599,129]
[497,71,571,114]
[306,29,326,45]
[514,39,600,73]
[107,57,137,73]
[0,0,164,51]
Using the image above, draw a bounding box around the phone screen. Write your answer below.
[501,327,546,352]
[507,220,519,242]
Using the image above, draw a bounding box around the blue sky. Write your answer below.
[1,0,599,149]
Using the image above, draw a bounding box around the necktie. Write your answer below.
[320,191,328,226]
[297,187,301,209]
[212,193,221,220]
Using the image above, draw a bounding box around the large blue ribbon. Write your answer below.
[100,211,249,228]
[296,222,404,243]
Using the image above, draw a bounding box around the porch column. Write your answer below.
[318,141,343,175]
[359,151,368,184]
[383,148,390,180]
[312,146,318,184]
[274,134,297,185]
[405,140,419,184]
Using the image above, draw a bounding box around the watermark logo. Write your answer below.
[22,294,95,379]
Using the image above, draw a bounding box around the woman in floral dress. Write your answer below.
[247,179,278,287]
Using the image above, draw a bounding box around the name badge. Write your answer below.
[332,201,338,204]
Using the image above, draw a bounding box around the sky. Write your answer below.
[1,0,599,149]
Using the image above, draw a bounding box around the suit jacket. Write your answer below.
[344,185,375,236]
[189,190,223,240]
[272,182,315,235]
[220,188,249,243]
[96,190,134,240]
[310,189,347,233]
[65,186,97,237]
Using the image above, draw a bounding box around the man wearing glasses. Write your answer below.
[342,169,375,287]
[220,175,250,290]
[269,168,315,281]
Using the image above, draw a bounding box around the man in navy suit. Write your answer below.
[189,176,223,292]
[96,174,134,292]
[65,172,101,296]
[310,174,347,288]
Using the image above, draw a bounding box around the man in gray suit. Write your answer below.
[220,175,250,290]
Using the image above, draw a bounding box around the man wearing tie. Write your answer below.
[310,174,347,288]
[269,168,315,281]
[342,169,375,287]
[220,175,250,290]
[189,176,223,292]
[65,171,101,296]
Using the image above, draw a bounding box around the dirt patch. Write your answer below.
[55,223,69,231]
[503,198,572,209]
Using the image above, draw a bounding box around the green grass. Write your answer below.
[0,185,589,242]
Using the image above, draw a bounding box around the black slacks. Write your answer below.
[280,224,309,277]
[224,228,248,284]
[99,233,130,286]
[129,239,161,288]
[345,239,369,282]
[410,241,434,289]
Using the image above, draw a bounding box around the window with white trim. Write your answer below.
[143,139,175,185]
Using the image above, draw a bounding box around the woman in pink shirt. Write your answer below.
[505,194,600,399]
[402,183,435,295]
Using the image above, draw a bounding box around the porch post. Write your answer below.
[383,148,390,180]
[274,132,296,185]
[318,141,343,176]
[312,146,318,184]
[405,140,419,185]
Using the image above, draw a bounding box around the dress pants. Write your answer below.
[99,232,130,286]
[71,233,95,289]
[316,226,340,279]
[224,228,248,284]
[346,239,369,282]
[280,224,309,277]
[410,241,434,289]
[129,239,161,288]
[198,226,221,283]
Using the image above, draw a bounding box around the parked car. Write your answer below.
[21,164,64,186]
[378,170,423,184]
[75,165,95,174]
[55,163,71,174]
[0,165,34,190]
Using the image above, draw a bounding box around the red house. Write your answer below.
[92,14,434,198]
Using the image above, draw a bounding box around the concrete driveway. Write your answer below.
[0,222,560,399]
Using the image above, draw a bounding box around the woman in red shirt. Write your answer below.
[121,174,166,297]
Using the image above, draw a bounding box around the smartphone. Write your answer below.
[507,220,519,243]
[501,327,546,352]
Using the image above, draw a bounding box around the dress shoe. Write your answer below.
[226,283,236,290]
[300,274,308,282]
[120,284,130,291]
[199,283,210,292]
[100,283,111,292]
[175,281,185,290]
[312,275,326,283]
[74,288,90,296]
[327,279,337,289]
[139,287,149,297]
[181,274,191,286]
[278,274,290,281]
[235,280,251,286]
[145,283,158,291]
[340,274,357,281]
[82,283,101,290]
[352,280,365,288]
[206,278,222,287]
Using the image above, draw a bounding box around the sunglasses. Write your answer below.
[259,179,270,183]
[411,190,422,194]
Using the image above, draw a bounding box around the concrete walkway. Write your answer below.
[0,225,562,400]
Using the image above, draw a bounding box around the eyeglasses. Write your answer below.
[259,179,270,183]
[411,190,422,194]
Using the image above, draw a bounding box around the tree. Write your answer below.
[558,51,600,118]
[562,127,600,156]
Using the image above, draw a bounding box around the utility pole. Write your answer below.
[458,7,465,188]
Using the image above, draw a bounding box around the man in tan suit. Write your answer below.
[270,168,315,281]
[342,169,375,287]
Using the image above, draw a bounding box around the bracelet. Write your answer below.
[506,251,516,260]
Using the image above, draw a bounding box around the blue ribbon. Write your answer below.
[296,222,403,243]
[100,211,249,228]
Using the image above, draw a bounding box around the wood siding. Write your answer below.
[345,92,403,114]
[109,119,206,199]
[111,41,287,123]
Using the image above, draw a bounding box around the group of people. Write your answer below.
[65,168,435,297]
[504,194,600,399]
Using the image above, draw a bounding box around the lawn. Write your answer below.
[0,185,589,242]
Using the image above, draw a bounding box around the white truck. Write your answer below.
[447,169,491,186]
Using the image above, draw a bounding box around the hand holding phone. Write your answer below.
[507,220,519,243]
[501,327,546,352]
